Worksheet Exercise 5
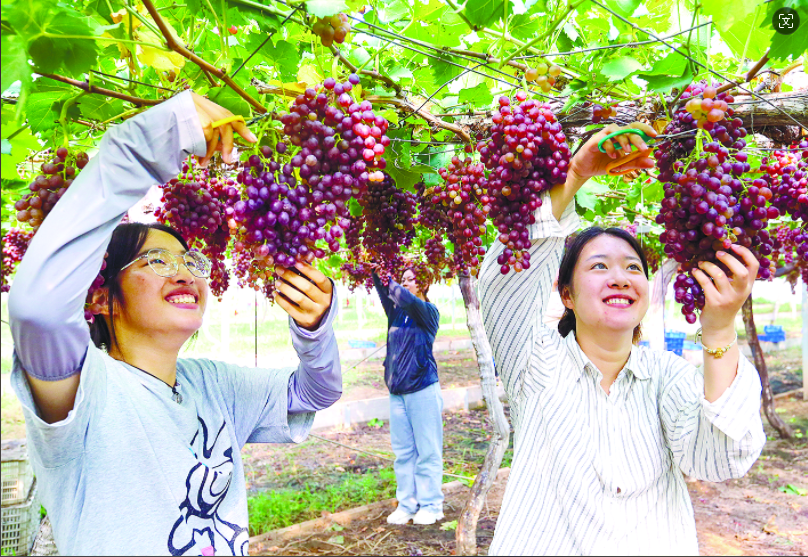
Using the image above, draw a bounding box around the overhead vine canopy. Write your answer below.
[1,0,806,303]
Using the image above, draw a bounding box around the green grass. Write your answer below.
[247,467,397,535]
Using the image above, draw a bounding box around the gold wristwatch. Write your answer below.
[694,328,738,358]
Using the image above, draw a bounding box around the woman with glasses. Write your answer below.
[8,91,341,556]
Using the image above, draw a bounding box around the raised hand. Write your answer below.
[569,122,657,179]
[692,244,759,334]
[273,262,334,330]
[190,92,257,167]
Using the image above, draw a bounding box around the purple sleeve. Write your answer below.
[286,281,343,412]
[8,92,207,381]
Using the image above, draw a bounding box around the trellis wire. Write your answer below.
[390,138,463,146]
[587,0,808,132]
[514,22,714,59]
[232,4,303,78]
[398,62,489,126]
[89,70,177,92]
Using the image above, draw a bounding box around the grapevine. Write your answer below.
[1,228,33,293]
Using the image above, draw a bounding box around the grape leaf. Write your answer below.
[610,0,642,17]
[718,6,772,59]
[575,179,611,212]
[263,40,301,82]
[458,82,493,107]
[642,52,688,76]
[464,0,512,28]
[761,0,808,59]
[432,55,463,85]
[6,1,100,76]
[209,86,254,117]
[305,0,348,18]
[24,89,75,133]
[601,56,643,81]
[701,0,757,32]
[1,35,32,98]
[376,0,410,22]
[76,95,125,121]
[509,13,541,39]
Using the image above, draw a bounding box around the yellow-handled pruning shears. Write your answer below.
[597,128,696,176]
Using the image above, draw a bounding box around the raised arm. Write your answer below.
[387,280,440,337]
[8,92,252,423]
[372,272,396,318]
[479,122,656,404]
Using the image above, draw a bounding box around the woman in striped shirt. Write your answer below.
[479,122,766,555]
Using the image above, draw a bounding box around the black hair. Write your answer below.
[90,222,189,351]
[402,267,431,304]
[557,227,649,344]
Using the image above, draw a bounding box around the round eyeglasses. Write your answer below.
[120,248,212,279]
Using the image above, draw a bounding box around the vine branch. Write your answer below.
[365,95,472,143]
[140,0,267,114]
[39,73,163,106]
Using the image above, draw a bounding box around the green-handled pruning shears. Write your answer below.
[597,128,697,175]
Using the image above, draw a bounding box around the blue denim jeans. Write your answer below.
[389,382,444,514]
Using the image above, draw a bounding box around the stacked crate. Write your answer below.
[2,440,40,556]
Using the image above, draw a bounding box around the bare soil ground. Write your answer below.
[247,392,807,556]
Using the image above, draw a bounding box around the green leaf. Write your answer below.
[720,6,772,59]
[263,40,300,82]
[440,520,458,531]
[347,47,372,68]
[327,535,345,545]
[638,64,694,93]
[610,0,642,17]
[464,0,511,28]
[377,0,410,22]
[702,0,757,32]
[458,82,493,107]
[601,56,643,81]
[5,2,100,76]
[305,0,348,18]
[24,89,73,133]
[509,13,541,39]
[642,52,688,76]
[76,96,125,122]
[779,484,807,496]
[762,1,808,59]
[432,55,463,85]
[575,179,610,212]
[408,15,468,47]
[1,35,31,97]
[348,198,363,217]
[386,65,414,83]
[209,87,252,117]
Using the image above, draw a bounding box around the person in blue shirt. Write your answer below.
[372,269,443,525]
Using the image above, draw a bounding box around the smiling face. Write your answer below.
[400,270,421,298]
[110,229,208,344]
[560,234,649,337]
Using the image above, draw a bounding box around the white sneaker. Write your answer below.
[386,507,415,525]
[412,508,444,525]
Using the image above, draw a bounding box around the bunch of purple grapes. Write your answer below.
[358,172,417,261]
[228,144,334,296]
[477,91,570,274]
[655,82,778,323]
[1,228,33,293]
[155,161,237,298]
[280,73,390,223]
[759,139,808,223]
[14,146,89,232]
[772,225,808,285]
[430,156,488,274]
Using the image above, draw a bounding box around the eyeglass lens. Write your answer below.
[146,250,211,278]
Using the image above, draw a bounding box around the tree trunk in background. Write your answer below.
[456,272,510,556]
[741,296,792,439]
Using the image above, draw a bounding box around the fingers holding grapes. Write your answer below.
[273,262,334,330]
[190,92,257,167]
[692,244,758,329]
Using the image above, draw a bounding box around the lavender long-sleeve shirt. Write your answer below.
[8,91,341,413]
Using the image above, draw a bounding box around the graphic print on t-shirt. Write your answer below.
[168,416,249,556]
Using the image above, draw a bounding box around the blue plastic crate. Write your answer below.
[683,340,701,351]
[664,331,686,356]
[760,325,785,343]
[348,340,377,349]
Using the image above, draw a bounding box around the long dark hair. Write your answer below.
[557,227,649,344]
[91,223,189,350]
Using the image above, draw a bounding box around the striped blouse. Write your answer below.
[478,192,766,556]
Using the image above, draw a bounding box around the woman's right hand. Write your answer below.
[190,92,257,167]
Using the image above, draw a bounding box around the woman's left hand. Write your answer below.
[274,262,333,330]
[692,244,759,332]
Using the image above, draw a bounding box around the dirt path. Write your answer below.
[247,392,807,556]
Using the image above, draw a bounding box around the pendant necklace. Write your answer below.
[122,362,183,404]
